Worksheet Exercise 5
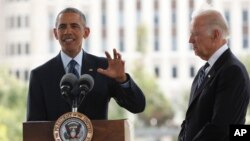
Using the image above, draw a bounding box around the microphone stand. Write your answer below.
[72,98,78,112]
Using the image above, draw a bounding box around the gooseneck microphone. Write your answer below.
[78,74,94,105]
[60,73,79,112]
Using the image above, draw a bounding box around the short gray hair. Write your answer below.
[192,3,230,39]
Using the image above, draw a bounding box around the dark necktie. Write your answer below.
[68,60,79,78]
[197,62,209,88]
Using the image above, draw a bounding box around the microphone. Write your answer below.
[60,73,79,111]
[78,74,94,105]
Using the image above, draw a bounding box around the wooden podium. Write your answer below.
[23,119,130,141]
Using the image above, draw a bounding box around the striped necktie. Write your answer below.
[197,62,209,88]
[68,59,79,78]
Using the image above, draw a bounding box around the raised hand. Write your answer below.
[97,49,127,83]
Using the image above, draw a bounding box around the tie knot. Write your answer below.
[202,62,210,71]
[69,60,77,67]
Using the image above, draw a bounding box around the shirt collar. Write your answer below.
[60,49,83,70]
[207,43,229,68]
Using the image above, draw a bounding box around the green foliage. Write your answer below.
[242,55,250,73]
[108,99,126,119]
[0,69,27,141]
[132,63,174,127]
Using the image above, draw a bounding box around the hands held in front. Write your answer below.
[97,49,127,83]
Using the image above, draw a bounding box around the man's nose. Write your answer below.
[189,35,194,43]
[64,26,73,34]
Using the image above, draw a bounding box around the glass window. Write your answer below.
[243,36,249,49]
[172,37,177,51]
[172,66,178,78]
[24,70,29,81]
[190,66,195,77]
[17,16,22,28]
[243,9,248,23]
[119,40,124,52]
[25,43,30,54]
[154,66,160,77]
[154,39,159,51]
[25,15,29,27]
[17,43,21,55]
[16,70,20,79]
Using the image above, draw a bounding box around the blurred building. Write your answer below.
[0,0,250,124]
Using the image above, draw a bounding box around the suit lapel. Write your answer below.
[186,49,232,117]
[189,68,216,105]
[54,54,66,79]
[81,51,97,79]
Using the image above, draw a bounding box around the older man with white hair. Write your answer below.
[178,4,250,141]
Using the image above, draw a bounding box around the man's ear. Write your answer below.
[83,27,90,39]
[53,28,59,40]
[212,29,221,41]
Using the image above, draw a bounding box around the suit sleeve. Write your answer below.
[26,70,47,121]
[111,73,146,113]
[193,65,250,141]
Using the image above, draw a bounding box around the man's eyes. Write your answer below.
[71,24,80,28]
[58,24,80,29]
[58,25,66,29]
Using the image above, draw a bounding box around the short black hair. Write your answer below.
[55,7,86,27]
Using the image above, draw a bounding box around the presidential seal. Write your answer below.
[53,112,93,141]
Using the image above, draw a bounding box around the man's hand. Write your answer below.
[97,48,127,83]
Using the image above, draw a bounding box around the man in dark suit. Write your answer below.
[178,6,250,141]
[26,7,145,121]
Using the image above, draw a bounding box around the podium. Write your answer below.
[23,119,130,141]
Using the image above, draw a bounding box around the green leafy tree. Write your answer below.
[132,63,174,127]
[108,99,126,119]
[132,23,175,127]
[0,68,27,141]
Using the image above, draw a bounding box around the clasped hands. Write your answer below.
[97,49,127,83]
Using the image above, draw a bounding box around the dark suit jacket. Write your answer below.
[179,49,250,141]
[27,51,145,121]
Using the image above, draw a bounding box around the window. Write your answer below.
[16,70,20,79]
[10,43,15,55]
[136,0,141,23]
[154,14,159,26]
[154,39,159,51]
[102,39,107,52]
[154,66,160,78]
[225,11,230,24]
[25,15,29,27]
[172,37,177,51]
[119,0,124,12]
[102,14,106,26]
[17,43,21,55]
[25,43,30,54]
[17,16,21,28]
[10,16,15,28]
[172,11,176,24]
[172,66,178,78]
[154,0,159,11]
[243,9,248,23]
[243,36,249,49]
[119,40,124,52]
[24,70,29,81]
[190,66,195,78]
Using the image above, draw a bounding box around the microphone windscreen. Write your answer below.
[79,74,94,91]
[60,73,78,90]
